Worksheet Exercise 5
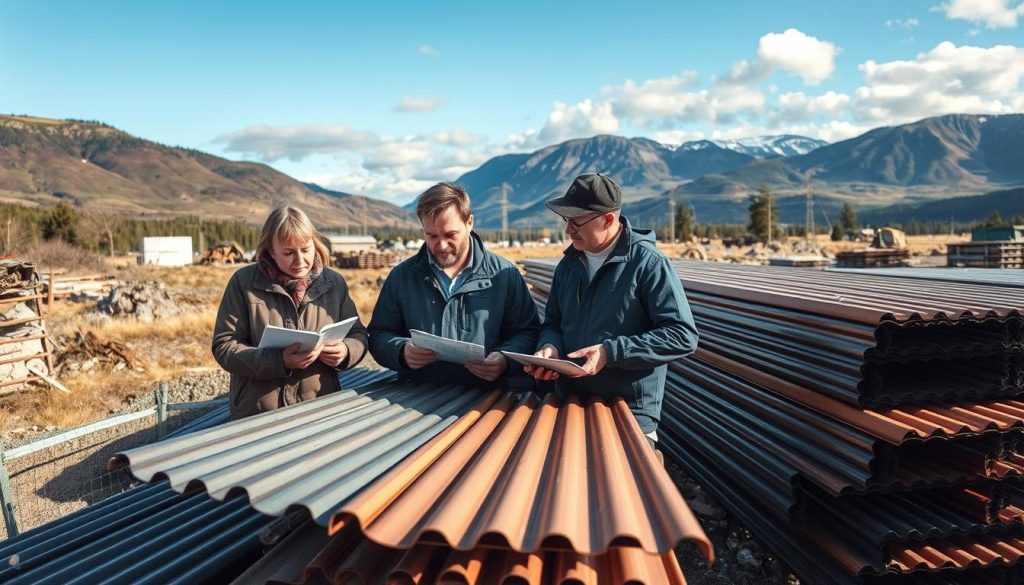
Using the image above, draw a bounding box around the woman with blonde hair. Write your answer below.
[213,202,367,419]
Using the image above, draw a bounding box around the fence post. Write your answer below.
[156,382,168,440]
[0,442,19,538]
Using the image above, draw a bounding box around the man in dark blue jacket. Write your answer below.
[526,173,699,443]
[369,182,539,389]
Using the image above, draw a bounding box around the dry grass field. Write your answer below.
[0,234,963,437]
[0,263,390,438]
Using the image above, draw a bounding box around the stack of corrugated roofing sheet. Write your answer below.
[227,391,711,585]
[111,371,712,583]
[523,260,1024,407]
[231,518,689,585]
[0,368,393,585]
[519,259,1024,584]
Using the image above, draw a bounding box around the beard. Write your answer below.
[431,238,468,268]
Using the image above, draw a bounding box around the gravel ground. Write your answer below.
[667,459,800,585]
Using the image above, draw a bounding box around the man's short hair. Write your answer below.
[416,182,472,223]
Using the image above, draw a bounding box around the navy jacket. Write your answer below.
[369,232,540,389]
[537,217,699,433]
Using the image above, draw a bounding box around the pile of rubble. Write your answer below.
[94,281,183,322]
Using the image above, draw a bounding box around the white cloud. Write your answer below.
[854,41,1024,122]
[609,75,765,126]
[886,17,920,29]
[418,44,442,57]
[362,140,434,170]
[394,96,446,113]
[651,130,707,145]
[718,59,771,86]
[536,99,620,144]
[774,90,851,123]
[937,0,1024,29]
[757,28,840,85]
[303,171,434,204]
[215,123,380,162]
[413,129,486,146]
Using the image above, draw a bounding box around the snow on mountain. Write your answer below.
[709,135,828,158]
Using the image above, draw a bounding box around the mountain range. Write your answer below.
[451,113,1024,227]
[2,113,1021,231]
[0,115,417,229]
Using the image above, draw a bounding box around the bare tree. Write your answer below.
[81,207,121,257]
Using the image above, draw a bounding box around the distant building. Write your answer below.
[138,236,193,266]
[324,234,378,254]
[971,225,1024,242]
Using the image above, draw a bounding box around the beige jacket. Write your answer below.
[212,263,367,419]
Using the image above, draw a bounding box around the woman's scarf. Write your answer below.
[258,254,324,305]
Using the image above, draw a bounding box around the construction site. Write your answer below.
[0,228,1020,585]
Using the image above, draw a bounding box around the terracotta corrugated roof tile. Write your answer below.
[330,393,711,559]
[237,517,686,585]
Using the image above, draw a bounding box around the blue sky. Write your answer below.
[3,0,1023,203]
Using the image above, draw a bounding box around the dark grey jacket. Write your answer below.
[212,263,368,419]
[368,232,539,389]
[537,217,699,433]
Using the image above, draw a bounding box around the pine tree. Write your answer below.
[675,201,695,241]
[840,203,857,232]
[41,202,78,244]
[984,211,1004,227]
[830,223,843,241]
[748,187,779,242]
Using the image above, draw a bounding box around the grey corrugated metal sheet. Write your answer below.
[111,380,496,525]
[828,267,1024,289]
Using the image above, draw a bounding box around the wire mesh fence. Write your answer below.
[0,395,216,540]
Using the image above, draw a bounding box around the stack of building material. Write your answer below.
[520,259,1024,584]
[0,260,55,395]
[230,392,711,585]
[0,368,389,585]
[948,241,1024,269]
[333,250,398,269]
[114,389,712,584]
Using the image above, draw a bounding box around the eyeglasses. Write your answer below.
[561,213,604,233]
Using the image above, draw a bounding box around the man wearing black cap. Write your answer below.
[525,173,699,448]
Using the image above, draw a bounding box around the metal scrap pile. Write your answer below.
[521,260,1024,585]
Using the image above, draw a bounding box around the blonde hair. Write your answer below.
[256,202,331,266]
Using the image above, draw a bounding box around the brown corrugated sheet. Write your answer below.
[667,262,1024,324]
[328,392,712,560]
[696,349,1024,444]
[231,519,687,585]
[887,533,1024,573]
